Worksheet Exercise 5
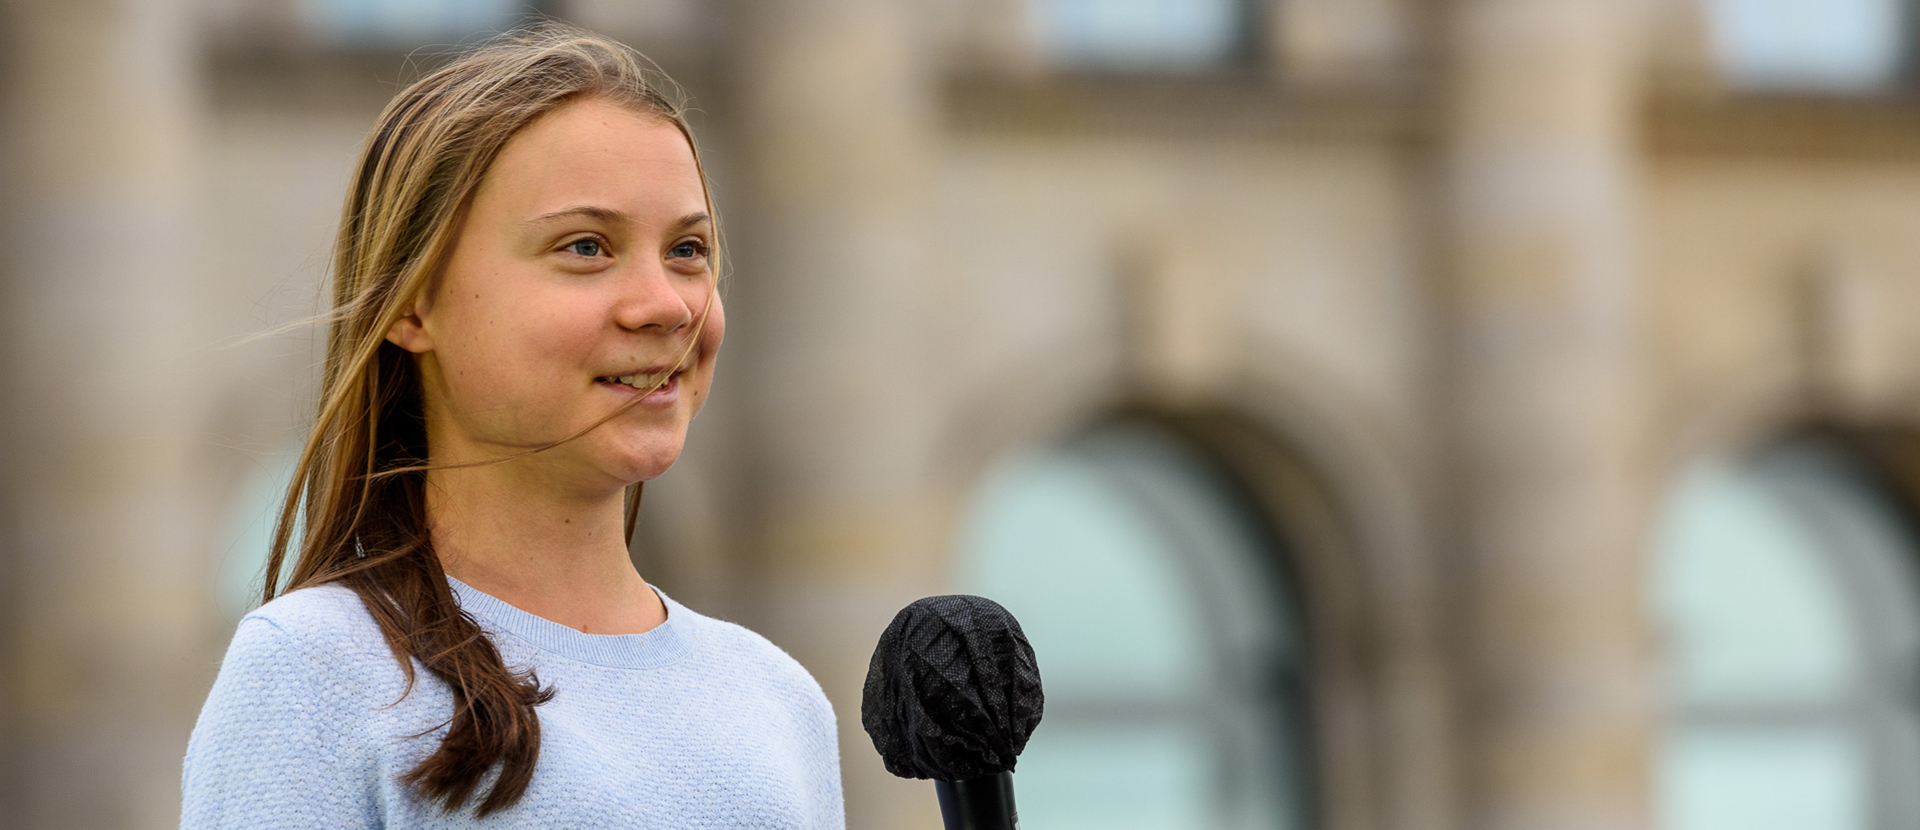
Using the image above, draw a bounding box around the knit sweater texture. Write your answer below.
[181,578,845,828]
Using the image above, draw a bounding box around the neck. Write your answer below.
[424,459,665,635]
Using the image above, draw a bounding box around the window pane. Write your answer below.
[958,423,1304,829]
[1654,460,1856,708]
[1028,0,1246,71]
[1660,724,1867,830]
[1654,441,1920,830]
[1011,722,1214,830]
[300,0,524,46]
[961,448,1211,700]
[1703,0,1906,92]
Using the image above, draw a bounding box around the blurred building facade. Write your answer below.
[7,0,1920,828]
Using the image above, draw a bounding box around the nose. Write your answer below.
[612,261,694,333]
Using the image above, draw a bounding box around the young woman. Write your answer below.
[181,24,845,828]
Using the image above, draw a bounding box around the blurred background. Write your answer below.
[5,0,1920,828]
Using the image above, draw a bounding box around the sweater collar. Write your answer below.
[446,576,698,670]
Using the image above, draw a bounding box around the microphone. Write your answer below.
[861,595,1044,830]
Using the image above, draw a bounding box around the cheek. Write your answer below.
[681,300,724,405]
[438,292,597,401]
[697,295,726,358]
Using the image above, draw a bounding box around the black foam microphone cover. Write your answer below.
[861,594,1044,782]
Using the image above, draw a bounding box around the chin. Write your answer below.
[605,440,686,484]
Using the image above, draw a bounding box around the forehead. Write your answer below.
[474,97,704,222]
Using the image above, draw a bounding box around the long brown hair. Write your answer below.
[261,23,715,816]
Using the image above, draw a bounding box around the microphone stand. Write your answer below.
[933,771,1019,830]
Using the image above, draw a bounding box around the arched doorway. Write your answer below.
[956,419,1310,830]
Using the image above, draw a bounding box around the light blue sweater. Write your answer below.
[181,578,845,828]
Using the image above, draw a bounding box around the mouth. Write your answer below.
[595,364,689,402]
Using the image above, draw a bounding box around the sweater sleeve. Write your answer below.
[181,616,378,829]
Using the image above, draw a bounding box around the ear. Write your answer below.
[384,303,435,354]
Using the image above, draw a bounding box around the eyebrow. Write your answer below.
[522,205,631,227]
[521,206,711,233]
[670,212,713,232]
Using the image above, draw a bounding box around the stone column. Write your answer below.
[1437,1,1655,828]
[726,1,942,827]
[0,0,210,827]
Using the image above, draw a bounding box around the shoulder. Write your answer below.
[193,584,423,766]
[670,598,834,711]
[186,585,394,826]
[665,600,845,819]
[219,583,404,694]
[678,603,818,680]
[247,581,379,638]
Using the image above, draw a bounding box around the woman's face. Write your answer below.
[387,97,724,493]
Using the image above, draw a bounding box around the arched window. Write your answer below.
[957,421,1309,830]
[1654,437,1920,830]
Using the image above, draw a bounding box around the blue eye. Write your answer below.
[669,241,705,259]
[566,238,603,257]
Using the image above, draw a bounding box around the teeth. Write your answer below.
[609,372,670,390]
